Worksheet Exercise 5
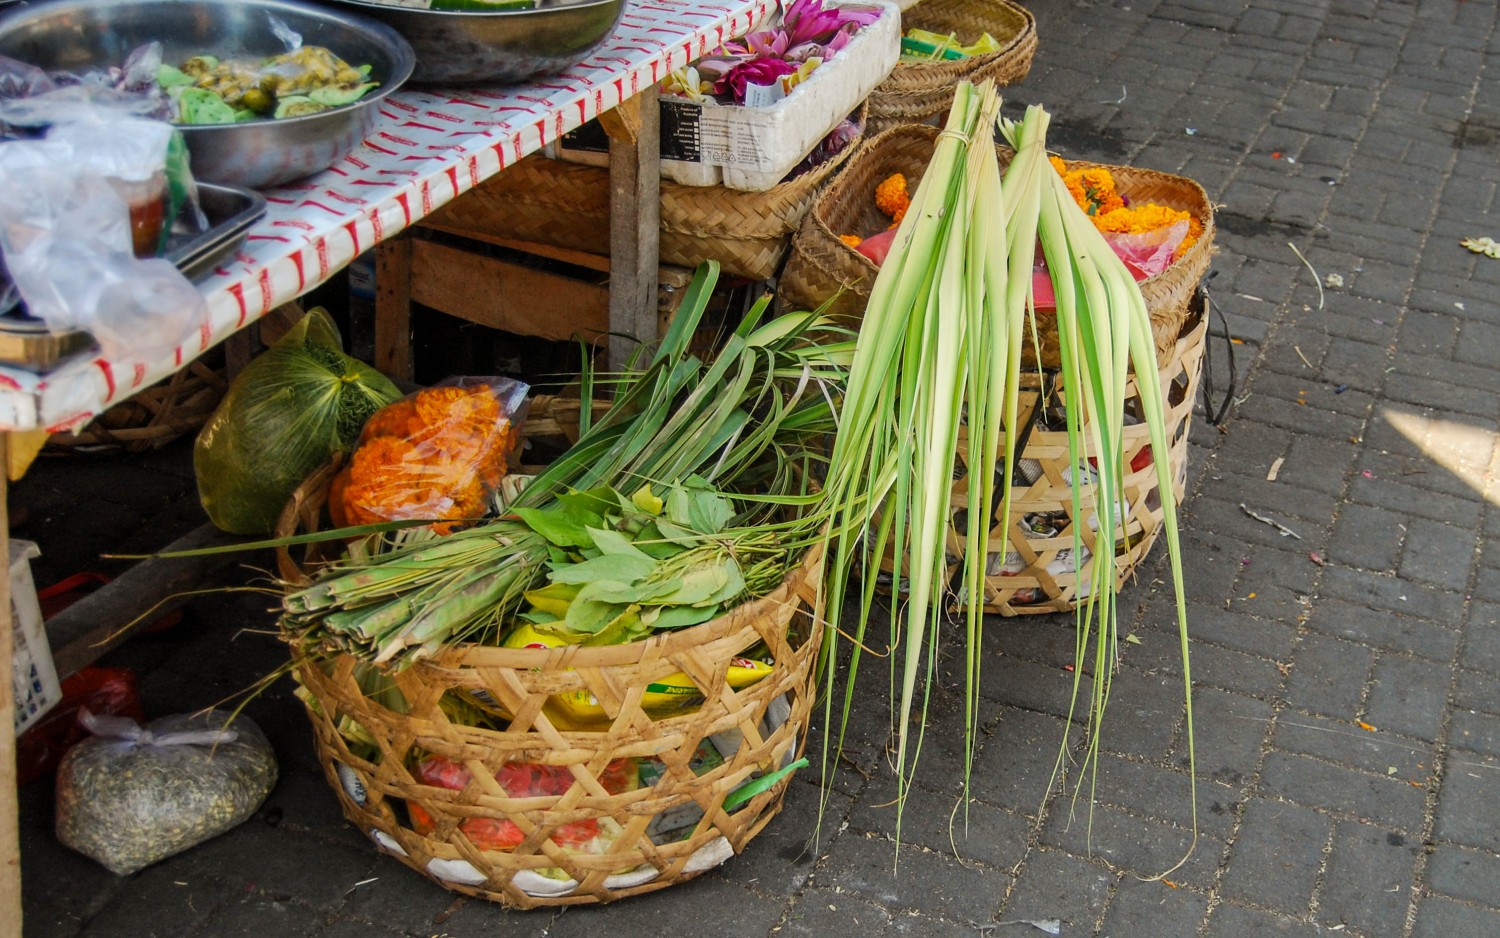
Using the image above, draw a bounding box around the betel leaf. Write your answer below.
[648,603,721,630]
[581,576,685,605]
[633,522,688,560]
[549,553,656,585]
[564,594,630,634]
[698,558,747,607]
[556,486,619,519]
[587,527,655,562]
[665,486,695,529]
[654,518,703,548]
[523,582,581,617]
[687,487,735,535]
[581,605,647,646]
[514,504,602,548]
[631,484,665,516]
[657,561,730,606]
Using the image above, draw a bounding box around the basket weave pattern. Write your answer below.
[47,356,227,454]
[426,111,864,281]
[866,0,1037,133]
[778,124,1216,369]
[952,310,1207,615]
[275,398,826,907]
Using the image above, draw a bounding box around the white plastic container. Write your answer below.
[554,1,901,191]
[9,538,59,734]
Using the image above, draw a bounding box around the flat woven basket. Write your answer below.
[274,400,826,908]
[866,0,1037,134]
[46,353,227,454]
[778,123,1216,369]
[424,106,866,281]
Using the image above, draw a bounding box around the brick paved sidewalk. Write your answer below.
[13,2,1500,936]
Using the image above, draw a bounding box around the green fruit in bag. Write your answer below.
[194,309,401,535]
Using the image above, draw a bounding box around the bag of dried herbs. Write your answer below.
[194,308,400,534]
[55,709,278,875]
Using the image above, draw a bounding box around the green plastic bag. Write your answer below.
[194,309,401,535]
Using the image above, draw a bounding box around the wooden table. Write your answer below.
[0,1,769,932]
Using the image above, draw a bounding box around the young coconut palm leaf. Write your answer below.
[818,84,1195,867]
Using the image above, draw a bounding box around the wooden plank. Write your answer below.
[605,86,662,370]
[45,523,248,680]
[1,434,21,938]
[375,236,415,382]
[414,227,613,275]
[408,240,610,343]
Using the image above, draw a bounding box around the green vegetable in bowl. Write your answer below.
[158,45,379,125]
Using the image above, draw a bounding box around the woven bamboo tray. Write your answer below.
[46,353,227,454]
[425,106,866,281]
[274,399,826,907]
[778,123,1216,369]
[866,0,1037,134]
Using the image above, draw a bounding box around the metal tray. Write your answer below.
[0,181,268,372]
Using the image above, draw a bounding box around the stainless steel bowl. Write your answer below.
[320,0,625,86]
[0,0,415,189]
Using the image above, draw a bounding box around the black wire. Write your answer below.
[1199,284,1237,427]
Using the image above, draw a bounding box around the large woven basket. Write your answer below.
[46,353,227,454]
[866,0,1037,134]
[778,124,1216,369]
[424,108,865,281]
[274,401,826,907]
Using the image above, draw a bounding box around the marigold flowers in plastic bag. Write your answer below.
[330,377,529,534]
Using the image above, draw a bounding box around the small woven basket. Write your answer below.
[425,107,865,281]
[778,124,1216,369]
[46,354,227,454]
[866,0,1037,134]
[877,304,1206,615]
[274,398,826,907]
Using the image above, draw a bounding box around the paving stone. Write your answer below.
[845,782,1031,873]
[999,849,1113,935]
[1272,711,1433,782]
[1319,566,1467,624]
[1179,687,1273,789]
[1259,751,1428,831]
[880,911,987,937]
[819,831,1007,923]
[1318,820,1422,934]
[970,709,1080,817]
[1303,598,1460,662]
[1098,876,1208,937]
[1364,654,1453,742]
[73,872,226,938]
[1400,516,1480,591]
[1284,633,1375,720]
[1426,843,1500,910]
[721,779,854,897]
[1451,667,1500,720]
[1459,600,1500,673]
[1094,667,1187,762]
[1219,799,1328,913]
[775,890,891,938]
[1411,895,1500,938]
[1329,502,1405,572]
[1433,747,1500,852]
[1204,902,1327,936]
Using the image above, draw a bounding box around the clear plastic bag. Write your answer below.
[0,114,204,358]
[329,377,530,534]
[54,709,278,876]
[194,309,402,535]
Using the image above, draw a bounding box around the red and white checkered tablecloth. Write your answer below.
[0,0,770,433]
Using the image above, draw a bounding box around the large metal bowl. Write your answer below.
[0,0,415,189]
[319,0,625,86]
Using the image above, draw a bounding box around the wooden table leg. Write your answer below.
[1,433,22,938]
[375,236,415,383]
[603,86,662,372]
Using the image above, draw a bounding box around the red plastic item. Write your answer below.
[855,228,899,267]
[14,667,144,786]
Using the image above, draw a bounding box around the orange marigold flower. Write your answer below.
[1094,202,1193,236]
[1063,167,1125,216]
[839,233,863,248]
[359,399,419,443]
[1048,155,1068,176]
[875,173,911,219]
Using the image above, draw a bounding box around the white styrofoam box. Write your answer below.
[553,1,900,191]
[10,538,59,734]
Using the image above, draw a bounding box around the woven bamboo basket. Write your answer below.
[778,124,1216,369]
[425,106,865,281]
[866,0,1037,134]
[273,398,826,907]
[875,302,1206,615]
[46,353,227,454]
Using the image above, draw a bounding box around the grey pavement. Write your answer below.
[12,1,1500,936]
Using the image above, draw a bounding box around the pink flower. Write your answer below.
[714,57,798,103]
